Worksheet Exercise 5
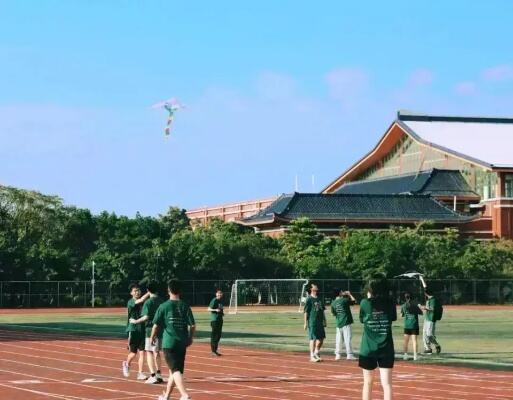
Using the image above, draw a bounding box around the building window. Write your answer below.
[505,174,513,198]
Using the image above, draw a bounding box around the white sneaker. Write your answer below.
[346,354,357,360]
[158,396,167,400]
[310,356,320,362]
[413,355,418,361]
[146,375,159,384]
[122,361,129,378]
[314,353,322,361]
[180,396,191,400]
[403,353,409,361]
[335,354,341,361]
[137,372,147,380]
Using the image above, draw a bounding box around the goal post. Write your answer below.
[228,279,309,314]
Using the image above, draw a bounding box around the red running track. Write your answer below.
[0,328,511,400]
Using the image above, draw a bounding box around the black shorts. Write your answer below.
[164,347,187,374]
[358,354,394,370]
[404,328,419,335]
[128,331,145,353]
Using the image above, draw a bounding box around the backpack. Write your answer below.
[434,299,444,321]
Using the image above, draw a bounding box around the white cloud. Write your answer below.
[255,71,297,100]
[482,64,513,82]
[324,67,369,106]
[407,68,434,87]
[454,81,477,96]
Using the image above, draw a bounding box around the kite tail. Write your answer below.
[164,115,174,136]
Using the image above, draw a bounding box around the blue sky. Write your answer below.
[1,1,513,215]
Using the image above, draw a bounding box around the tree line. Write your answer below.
[1,186,512,291]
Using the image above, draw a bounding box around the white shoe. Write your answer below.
[137,372,147,380]
[180,396,191,400]
[157,396,167,400]
[145,375,159,384]
[314,353,322,362]
[122,361,129,378]
[310,356,320,362]
[403,353,409,361]
[413,355,418,361]
[335,354,341,361]
[346,354,357,360]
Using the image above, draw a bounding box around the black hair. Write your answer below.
[168,279,182,295]
[424,287,433,296]
[147,281,158,294]
[215,288,223,293]
[128,283,140,292]
[366,273,390,299]
[333,288,341,297]
[404,291,412,301]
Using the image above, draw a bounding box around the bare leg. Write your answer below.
[379,368,393,400]
[138,351,145,374]
[403,335,410,354]
[126,351,137,366]
[309,340,315,356]
[162,373,175,399]
[412,335,418,358]
[362,369,374,400]
[172,371,189,398]
[315,339,323,353]
[146,351,156,374]
[155,351,162,372]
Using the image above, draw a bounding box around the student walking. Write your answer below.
[400,292,423,361]
[359,274,397,400]
[303,283,327,362]
[330,289,356,360]
[207,289,224,356]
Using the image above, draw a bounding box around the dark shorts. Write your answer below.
[128,330,145,353]
[164,347,187,374]
[358,354,394,370]
[404,328,420,335]
[308,326,326,341]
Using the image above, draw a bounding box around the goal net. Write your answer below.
[228,279,309,314]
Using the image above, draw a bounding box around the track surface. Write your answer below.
[0,328,511,400]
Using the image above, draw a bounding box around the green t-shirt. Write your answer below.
[142,295,164,337]
[304,296,325,327]
[126,298,144,333]
[425,297,437,322]
[359,298,397,358]
[330,297,354,328]
[209,298,224,322]
[152,299,196,349]
[401,301,422,330]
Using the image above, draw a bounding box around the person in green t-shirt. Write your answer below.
[330,289,356,361]
[422,287,442,355]
[303,283,326,362]
[359,274,397,400]
[207,289,224,356]
[151,279,195,400]
[400,292,423,361]
[122,283,150,380]
[129,282,164,384]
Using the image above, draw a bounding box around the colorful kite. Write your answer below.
[151,98,184,136]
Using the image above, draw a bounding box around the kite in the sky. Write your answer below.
[151,98,184,136]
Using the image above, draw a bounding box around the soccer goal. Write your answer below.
[228,279,309,314]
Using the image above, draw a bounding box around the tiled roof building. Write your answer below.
[239,111,513,239]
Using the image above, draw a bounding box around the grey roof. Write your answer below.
[335,169,479,198]
[397,111,513,168]
[241,193,474,225]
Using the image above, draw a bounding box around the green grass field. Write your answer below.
[0,306,512,370]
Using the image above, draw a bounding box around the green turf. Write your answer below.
[0,307,512,371]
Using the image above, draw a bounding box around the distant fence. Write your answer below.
[0,279,512,308]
